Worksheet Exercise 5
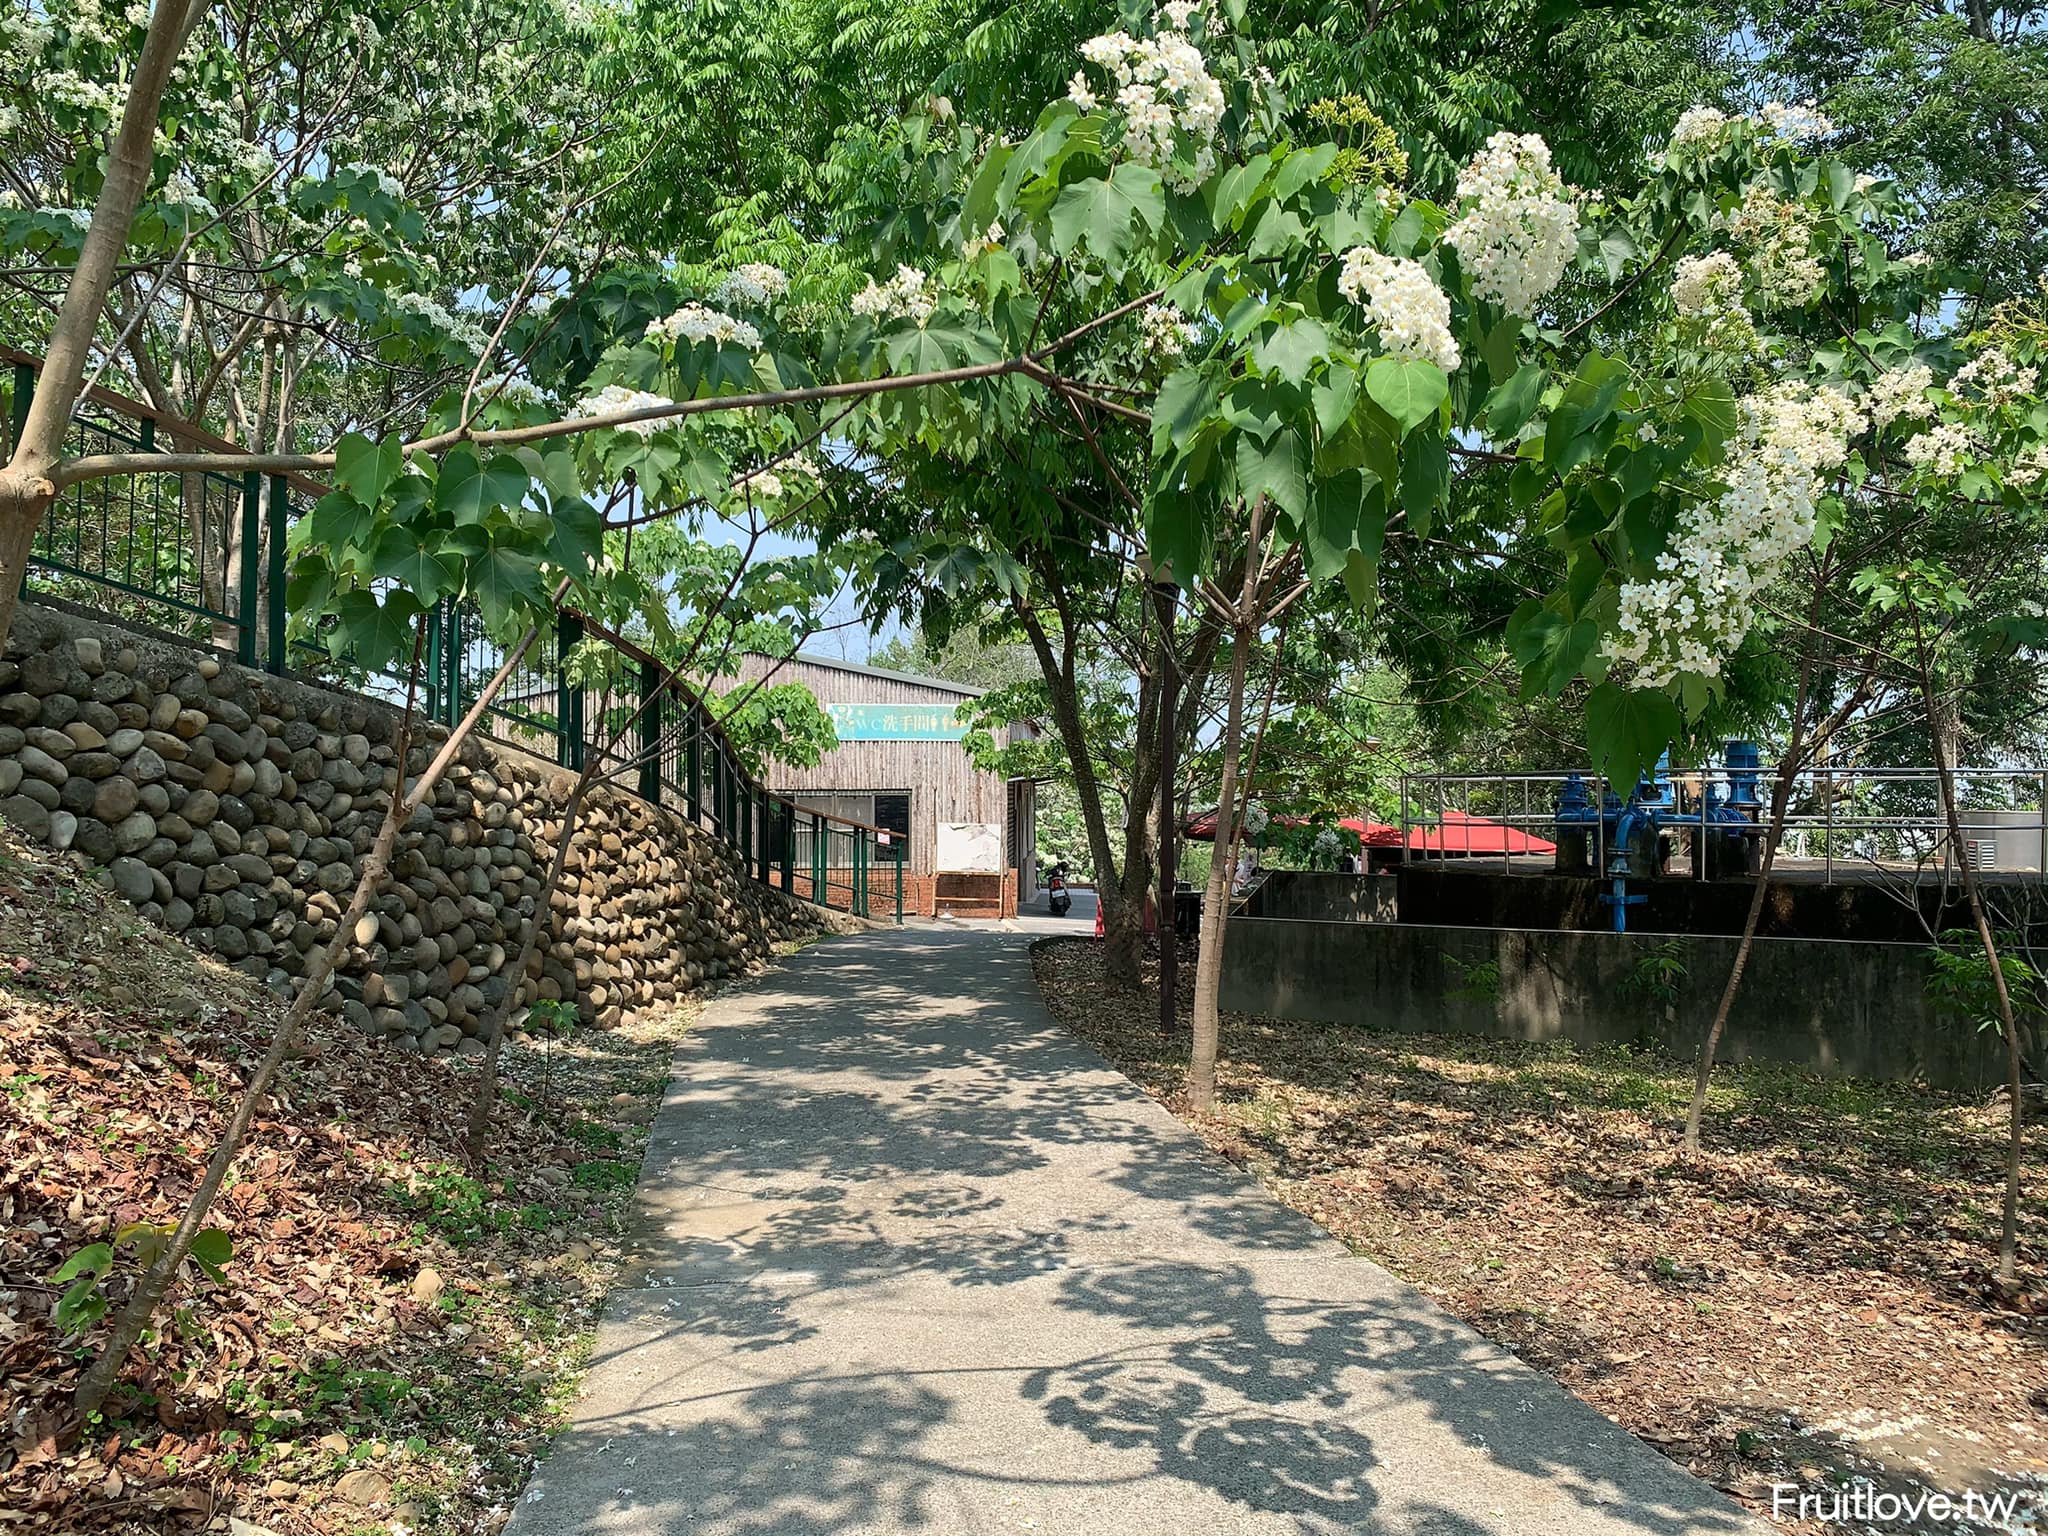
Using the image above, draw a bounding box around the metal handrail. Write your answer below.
[1398,764,2048,883]
[3,353,902,922]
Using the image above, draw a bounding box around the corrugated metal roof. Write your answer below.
[766,651,988,698]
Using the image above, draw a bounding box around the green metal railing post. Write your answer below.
[8,361,30,454]
[853,832,868,917]
[811,811,825,906]
[236,470,260,666]
[556,611,584,769]
[638,657,662,803]
[264,475,288,674]
[740,781,754,867]
[441,601,462,725]
[686,712,702,822]
[895,846,904,925]
[425,604,442,720]
[780,801,795,892]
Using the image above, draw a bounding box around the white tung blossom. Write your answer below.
[1664,99,1833,161]
[645,302,763,351]
[850,265,935,325]
[961,221,1004,260]
[2008,442,2048,489]
[1069,6,1226,187]
[1721,182,1825,309]
[1442,133,1580,318]
[1904,421,1976,478]
[340,161,405,199]
[1336,247,1460,373]
[1950,346,2039,408]
[1668,251,1758,354]
[712,263,789,308]
[1864,363,1934,428]
[1608,383,1863,685]
[574,384,679,437]
[1139,302,1201,358]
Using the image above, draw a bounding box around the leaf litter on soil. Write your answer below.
[0,822,760,1535]
[1031,935,2048,1536]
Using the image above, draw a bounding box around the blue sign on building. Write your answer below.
[827,702,966,741]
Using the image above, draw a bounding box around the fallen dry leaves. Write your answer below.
[0,824,697,1535]
[1033,935,2048,1536]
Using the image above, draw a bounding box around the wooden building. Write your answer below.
[733,653,1038,916]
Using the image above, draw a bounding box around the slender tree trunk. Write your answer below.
[1188,503,1266,1112]
[75,617,425,1417]
[464,776,592,1160]
[73,604,563,1415]
[1155,580,1178,1035]
[0,0,212,653]
[1911,603,2024,1284]
[1683,666,1812,1152]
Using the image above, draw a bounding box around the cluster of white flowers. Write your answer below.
[1721,182,1825,309]
[574,384,679,436]
[961,221,1004,260]
[1337,247,1460,372]
[850,265,935,325]
[1243,802,1270,836]
[39,205,92,231]
[161,170,218,218]
[1668,251,1758,354]
[1068,5,1226,185]
[1903,421,1977,477]
[340,161,405,199]
[1139,302,1201,358]
[479,373,547,405]
[44,69,125,118]
[712,263,789,308]
[388,290,492,354]
[1313,826,1342,859]
[1864,362,1934,428]
[744,454,820,501]
[1608,383,1862,684]
[1754,100,1835,143]
[1950,346,2039,408]
[1664,100,1833,160]
[1442,133,1581,318]
[645,302,763,351]
[1667,106,1731,154]
[2008,442,2048,489]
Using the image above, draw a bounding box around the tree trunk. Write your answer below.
[1682,706,1805,1152]
[464,775,593,1160]
[1912,604,2025,1284]
[1188,504,1266,1112]
[0,0,211,656]
[1013,595,1131,970]
[76,660,422,1417]
[1155,580,1179,1035]
[73,606,559,1415]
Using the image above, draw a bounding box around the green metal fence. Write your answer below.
[2,353,900,922]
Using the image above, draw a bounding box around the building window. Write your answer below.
[874,791,910,862]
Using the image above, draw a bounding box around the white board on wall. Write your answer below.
[936,821,1003,872]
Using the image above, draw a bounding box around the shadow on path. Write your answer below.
[510,925,1764,1536]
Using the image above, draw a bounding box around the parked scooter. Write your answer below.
[1047,861,1072,916]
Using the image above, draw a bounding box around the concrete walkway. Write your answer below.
[513,916,1763,1536]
